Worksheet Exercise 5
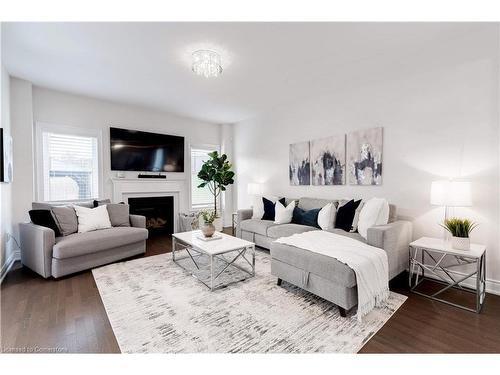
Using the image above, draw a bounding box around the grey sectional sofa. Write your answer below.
[19,201,148,278]
[236,197,412,316]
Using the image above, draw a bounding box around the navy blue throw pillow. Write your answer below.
[29,210,61,236]
[262,197,285,221]
[334,199,362,232]
[292,207,321,228]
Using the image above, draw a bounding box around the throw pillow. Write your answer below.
[251,195,265,219]
[334,199,362,232]
[262,197,285,221]
[251,195,279,219]
[106,204,131,227]
[292,207,321,228]
[28,210,61,236]
[350,200,365,232]
[51,206,78,236]
[93,199,112,207]
[274,200,296,224]
[357,198,390,239]
[317,202,334,230]
[74,204,112,233]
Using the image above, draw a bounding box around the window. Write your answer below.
[191,146,220,209]
[36,123,101,202]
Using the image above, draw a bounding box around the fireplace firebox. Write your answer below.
[128,196,174,235]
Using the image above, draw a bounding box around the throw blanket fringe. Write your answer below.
[275,231,390,321]
[357,287,390,320]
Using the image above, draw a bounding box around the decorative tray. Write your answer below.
[196,234,223,241]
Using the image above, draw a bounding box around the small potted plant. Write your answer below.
[198,209,217,238]
[441,217,478,250]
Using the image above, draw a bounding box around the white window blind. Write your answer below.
[191,147,219,209]
[41,131,99,202]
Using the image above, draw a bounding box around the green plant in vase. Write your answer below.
[441,217,478,250]
[197,151,235,229]
[198,209,217,237]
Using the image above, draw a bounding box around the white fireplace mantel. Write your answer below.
[110,178,187,232]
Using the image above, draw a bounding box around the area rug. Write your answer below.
[92,250,406,353]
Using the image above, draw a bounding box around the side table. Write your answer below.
[409,237,486,313]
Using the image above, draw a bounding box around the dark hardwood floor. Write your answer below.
[1,230,499,353]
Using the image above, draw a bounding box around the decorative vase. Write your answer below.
[201,223,216,238]
[452,236,470,251]
[213,217,223,231]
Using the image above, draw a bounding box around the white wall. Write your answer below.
[221,123,235,225]
[1,24,16,278]
[234,28,500,289]
[9,78,34,246]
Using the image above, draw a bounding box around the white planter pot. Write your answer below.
[213,217,223,231]
[452,236,470,251]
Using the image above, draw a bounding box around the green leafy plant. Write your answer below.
[197,151,235,217]
[441,217,478,238]
[198,209,217,225]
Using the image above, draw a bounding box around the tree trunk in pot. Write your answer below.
[213,217,223,231]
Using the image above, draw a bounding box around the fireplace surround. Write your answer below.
[128,196,174,235]
[111,178,185,233]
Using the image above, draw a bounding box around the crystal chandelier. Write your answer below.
[191,50,223,78]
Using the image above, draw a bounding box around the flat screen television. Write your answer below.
[110,127,184,172]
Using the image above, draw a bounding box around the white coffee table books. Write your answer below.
[172,230,256,291]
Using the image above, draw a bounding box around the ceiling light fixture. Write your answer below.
[191,50,223,78]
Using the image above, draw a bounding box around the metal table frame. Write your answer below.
[172,236,255,291]
[409,244,486,313]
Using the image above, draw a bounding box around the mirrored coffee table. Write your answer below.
[172,230,256,291]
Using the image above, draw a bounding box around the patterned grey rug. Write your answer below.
[92,250,406,353]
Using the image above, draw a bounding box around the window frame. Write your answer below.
[189,143,221,211]
[35,122,104,203]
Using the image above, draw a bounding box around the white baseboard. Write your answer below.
[410,267,500,296]
[0,250,21,284]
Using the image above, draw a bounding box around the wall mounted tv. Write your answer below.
[110,127,185,172]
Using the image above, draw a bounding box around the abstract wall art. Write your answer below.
[289,141,310,186]
[347,127,383,185]
[0,128,13,183]
[310,135,345,185]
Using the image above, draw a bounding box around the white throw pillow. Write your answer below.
[350,200,365,232]
[377,201,390,225]
[251,195,279,219]
[274,200,295,224]
[357,198,390,239]
[317,202,334,230]
[74,204,112,233]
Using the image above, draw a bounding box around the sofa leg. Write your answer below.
[277,278,282,286]
[338,307,347,317]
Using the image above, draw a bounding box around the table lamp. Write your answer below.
[431,180,472,238]
[247,183,264,196]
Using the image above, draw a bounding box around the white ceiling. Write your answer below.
[2,22,490,124]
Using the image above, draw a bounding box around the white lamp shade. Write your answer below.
[247,183,263,196]
[430,180,472,207]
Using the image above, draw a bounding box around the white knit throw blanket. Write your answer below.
[275,230,390,321]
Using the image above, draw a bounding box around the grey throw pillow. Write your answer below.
[51,206,78,236]
[106,204,130,227]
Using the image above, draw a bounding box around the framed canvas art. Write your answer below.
[347,127,383,185]
[289,141,310,186]
[0,128,13,183]
[310,135,345,185]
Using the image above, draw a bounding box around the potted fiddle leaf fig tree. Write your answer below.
[197,151,235,230]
